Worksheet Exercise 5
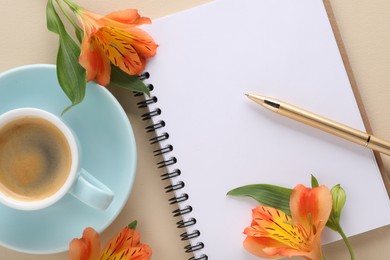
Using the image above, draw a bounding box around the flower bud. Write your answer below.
[330,184,346,222]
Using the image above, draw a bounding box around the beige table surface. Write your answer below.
[0,0,389,259]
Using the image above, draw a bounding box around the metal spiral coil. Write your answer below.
[157,157,177,168]
[141,108,161,120]
[165,181,185,193]
[137,96,157,108]
[146,120,165,133]
[161,169,181,180]
[135,73,207,259]
[181,230,200,241]
[169,193,189,204]
[177,218,196,228]
[149,132,169,144]
[185,242,205,253]
[172,205,192,217]
[154,144,173,156]
[189,255,208,260]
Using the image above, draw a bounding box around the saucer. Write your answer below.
[0,64,137,254]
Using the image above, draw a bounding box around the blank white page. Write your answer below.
[143,0,390,259]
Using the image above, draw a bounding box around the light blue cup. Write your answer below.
[0,107,114,211]
[0,64,137,253]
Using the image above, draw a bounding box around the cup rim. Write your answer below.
[0,107,79,210]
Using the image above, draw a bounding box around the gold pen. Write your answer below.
[246,93,390,156]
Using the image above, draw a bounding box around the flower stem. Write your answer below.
[55,0,80,31]
[61,0,79,12]
[338,227,355,260]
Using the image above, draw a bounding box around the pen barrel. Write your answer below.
[367,136,390,156]
[278,103,370,146]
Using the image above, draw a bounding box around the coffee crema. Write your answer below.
[0,116,72,201]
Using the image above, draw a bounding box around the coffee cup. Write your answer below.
[0,107,114,211]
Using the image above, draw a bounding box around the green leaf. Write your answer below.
[75,27,84,43]
[47,0,64,34]
[47,0,86,113]
[128,220,138,230]
[110,65,150,96]
[311,174,319,188]
[227,184,292,215]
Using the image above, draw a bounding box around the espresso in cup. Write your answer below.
[0,116,71,202]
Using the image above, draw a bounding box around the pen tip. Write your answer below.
[245,93,267,104]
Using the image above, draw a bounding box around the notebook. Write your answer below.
[137,0,390,259]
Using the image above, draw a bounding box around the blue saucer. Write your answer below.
[0,64,137,254]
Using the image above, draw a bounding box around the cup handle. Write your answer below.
[69,169,114,210]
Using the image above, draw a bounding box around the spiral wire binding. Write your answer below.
[135,72,207,260]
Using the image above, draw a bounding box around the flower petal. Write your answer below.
[76,9,104,35]
[290,184,332,236]
[69,227,101,260]
[110,244,152,260]
[122,27,158,58]
[101,226,141,259]
[104,9,152,26]
[244,235,322,260]
[244,206,310,250]
[94,26,148,75]
[75,6,157,83]
[79,36,111,85]
[243,236,281,258]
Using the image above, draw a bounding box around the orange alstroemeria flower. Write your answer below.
[69,226,152,260]
[74,7,158,86]
[243,184,332,260]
